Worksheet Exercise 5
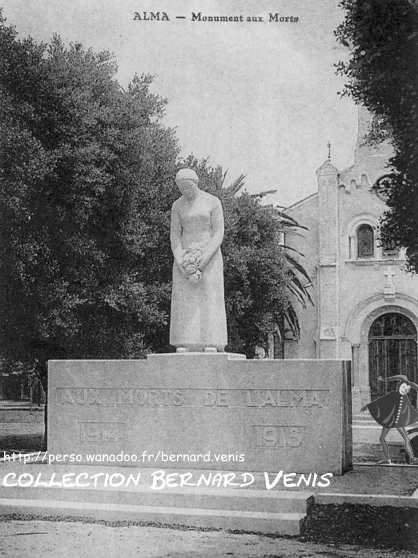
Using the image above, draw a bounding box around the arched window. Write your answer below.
[357,224,374,258]
[369,313,416,338]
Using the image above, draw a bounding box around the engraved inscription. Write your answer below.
[253,425,305,448]
[246,390,328,407]
[203,390,230,406]
[57,388,185,407]
[56,388,330,408]
[79,421,126,443]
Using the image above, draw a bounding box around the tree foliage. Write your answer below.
[0,12,312,376]
[335,0,418,271]
[0,13,179,371]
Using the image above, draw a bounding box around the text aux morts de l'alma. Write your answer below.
[56,388,329,407]
[133,12,299,23]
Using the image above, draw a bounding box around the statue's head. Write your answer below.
[175,168,199,199]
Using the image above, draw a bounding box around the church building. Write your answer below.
[284,107,418,414]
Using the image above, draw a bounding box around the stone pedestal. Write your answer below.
[48,354,352,474]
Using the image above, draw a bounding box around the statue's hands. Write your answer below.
[175,257,188,276]
[197,251,211,271]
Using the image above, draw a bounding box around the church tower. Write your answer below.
[316,155,340,358]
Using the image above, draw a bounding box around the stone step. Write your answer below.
[353,427,406,444]
[353,413,373,420]
[0,400,44,408]
[353,420,383,427]
[0,497,306,535]
[0,484,312,514]
[0,409,44,422]
[353,442,405,461]
[0,465,312,535]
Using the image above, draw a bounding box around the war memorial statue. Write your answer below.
[169,168,227,352]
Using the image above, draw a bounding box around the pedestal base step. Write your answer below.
[0,467,313,536]
[0,497,306,535]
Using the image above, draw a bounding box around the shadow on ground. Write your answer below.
[0,434,44,453]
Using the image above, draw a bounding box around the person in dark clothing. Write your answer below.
[362,375,418,464]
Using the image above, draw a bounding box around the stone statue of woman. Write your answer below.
[170,168,227,352]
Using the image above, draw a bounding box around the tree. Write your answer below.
[0,13,180,381]
[335,0,418,271]
[180,156,312,356]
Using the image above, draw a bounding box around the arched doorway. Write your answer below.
[368,312,417,403]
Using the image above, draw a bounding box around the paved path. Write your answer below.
[0,520,417,558]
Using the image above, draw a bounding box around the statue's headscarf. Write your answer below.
[175,168,198,185]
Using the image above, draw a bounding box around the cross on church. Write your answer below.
[384,268,395,283]
[383,268,396,298]
[327,141,331,161]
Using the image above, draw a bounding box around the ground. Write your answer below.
[1,520,417,558]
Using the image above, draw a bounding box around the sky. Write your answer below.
[1,0,359,206]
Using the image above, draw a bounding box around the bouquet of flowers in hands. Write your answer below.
[182,245,203,283]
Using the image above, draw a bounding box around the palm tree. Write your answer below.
[271,206,313,340]
[221,172,313,339]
